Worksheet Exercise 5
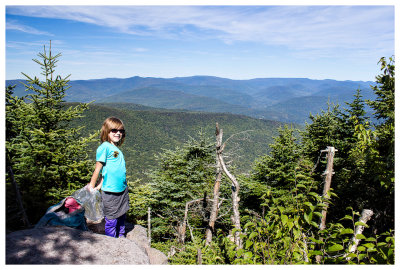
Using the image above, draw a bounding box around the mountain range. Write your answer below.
[6,76,376,124]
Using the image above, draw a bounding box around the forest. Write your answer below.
[70,102,284,181]
[5,45,394,264]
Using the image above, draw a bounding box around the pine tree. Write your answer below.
[6,42,97,227]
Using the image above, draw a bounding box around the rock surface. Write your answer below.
[85,219,168,264]
[6,224,168,264]
[127,225,168,265]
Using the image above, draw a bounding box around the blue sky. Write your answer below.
[4,3,395,82]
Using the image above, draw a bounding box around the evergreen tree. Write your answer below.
[299,58,395,233]
[205,59,395,264]
[360,56,395,233]
[252,126,305,188]
[324,89,371,223]
[365,56,395,190]
[343,88,369,126]
[249,126,317,213]
[301,103,344,164]
[148,132,217,240]
[6,43,97,227]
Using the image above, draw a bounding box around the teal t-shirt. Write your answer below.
[96,141,127,193]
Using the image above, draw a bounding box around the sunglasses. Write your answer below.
[110,128,125,134]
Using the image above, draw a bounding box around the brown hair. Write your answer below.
[100,117,126,146]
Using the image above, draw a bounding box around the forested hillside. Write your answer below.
[72,103,283,180]
[6,44,394,265]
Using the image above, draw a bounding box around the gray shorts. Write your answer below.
[101,187,130,220]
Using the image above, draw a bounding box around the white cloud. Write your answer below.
[133,48,148,52]
[6,20,54,36]
[5,5,394,59]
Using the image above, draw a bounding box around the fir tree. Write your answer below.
[344,88,369,126]
[252,125,304,189]
[6,42,97,227]
[365,56,395,190]
[361,56,395,233]
[249,125,317,213]
[148,132,218,241]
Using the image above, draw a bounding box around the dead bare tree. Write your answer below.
[178,198,203,244]
[319,146,337,230]
[346,209,374,260]
[205,126,253,246]
[197,248,202,264]
[205,133,223,245]
[147,207,151,245]
[316,146,337,263]
[179,197,214,244]
[7,166,31,228]
[215,122,242,249]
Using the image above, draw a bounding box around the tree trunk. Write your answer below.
[316,146,336,263]
[319,146,336,230]
[147,207,151,245]
[197,248,202,264]
[178,198,203,244]
[205,132,223,246]
[7,166,31,228]
[215,123,242,249]
[347,209,374,260]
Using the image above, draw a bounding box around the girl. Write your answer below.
[88,117,129,238]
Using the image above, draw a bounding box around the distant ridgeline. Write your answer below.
[6,76,376,124]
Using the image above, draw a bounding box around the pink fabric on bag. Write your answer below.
[64,197,81,213]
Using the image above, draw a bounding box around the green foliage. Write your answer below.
[234,160,323,264]
[298,60,395,234]
[126,179,156,225]
[245,126,316,212]
[148,132,217,240]
[252,126,307,188]
[6,45,394,265]
[223,199,395,264]
[72,103,281,181]
[365,57,395,190]
[302,103,344,162]
[368,57,395,124]
[314,208,395,264]
[6,44,97,228]
[216,57,395,264]
[151,236,226,265]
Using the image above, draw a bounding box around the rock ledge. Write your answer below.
[6,225,167,264]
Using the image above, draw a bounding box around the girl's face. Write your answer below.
[108,126,125,145]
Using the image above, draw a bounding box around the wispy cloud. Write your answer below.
[6,20,54,36]
[6,6,394,61]
[6,6,393,49]
[6,40,51,51]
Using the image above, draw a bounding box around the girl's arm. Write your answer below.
[89,161,104,189]
[94,176,104,190]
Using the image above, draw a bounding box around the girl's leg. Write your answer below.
[116,214,126,238]
[104,216,117,237]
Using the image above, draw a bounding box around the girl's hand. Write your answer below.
[86,184,95,192]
